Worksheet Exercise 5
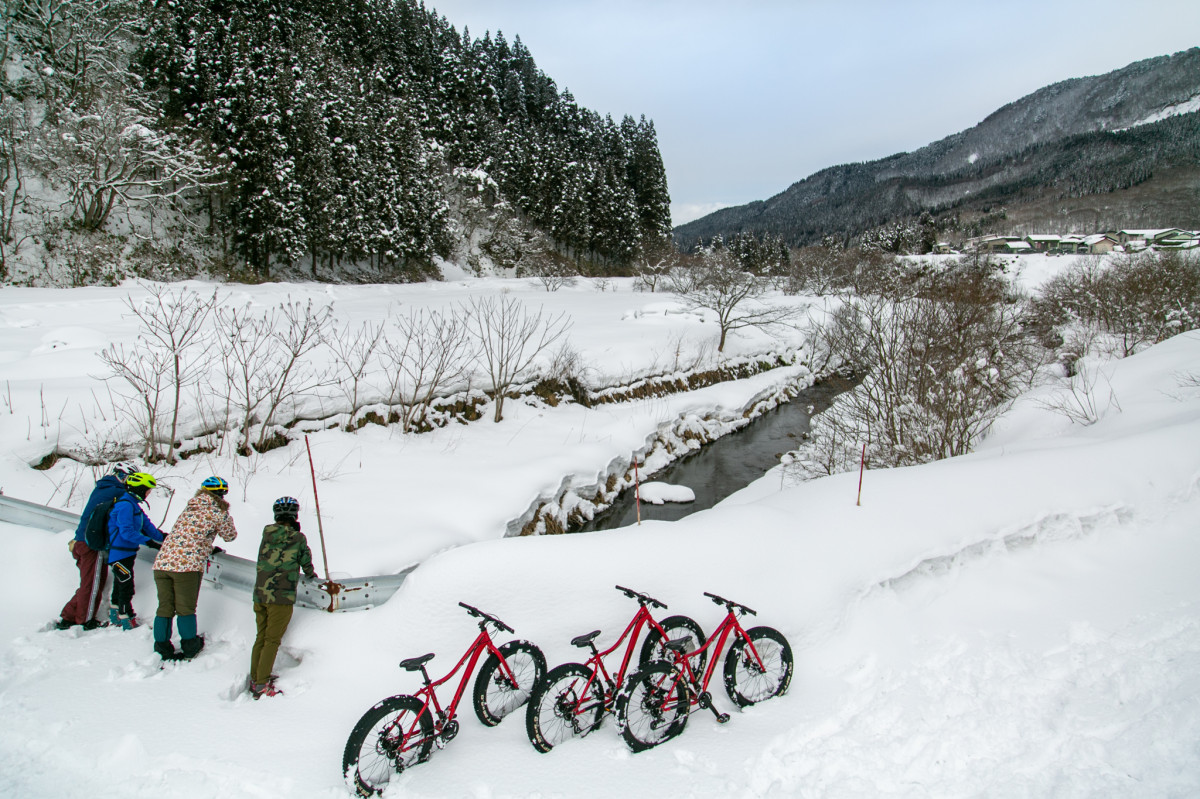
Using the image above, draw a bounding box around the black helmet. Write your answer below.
[272,496,300,517]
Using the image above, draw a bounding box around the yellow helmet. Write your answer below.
[124,472,156,490]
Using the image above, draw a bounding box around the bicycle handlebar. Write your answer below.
[458,601,515,634]
[704,591,757,617]
[615,584,666,610]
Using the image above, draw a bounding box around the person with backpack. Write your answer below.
[249,496,317,699]
[151,476,239,661]
[54,463,135,630]
[106,472,166,630]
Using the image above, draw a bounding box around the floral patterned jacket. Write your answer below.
[153,490,238,573]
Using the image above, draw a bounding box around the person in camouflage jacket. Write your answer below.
[151,476,238,661]
[249,496,317,699]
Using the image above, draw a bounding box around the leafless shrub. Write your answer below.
[789,287,1040,479]
[216,297,333,453]
[1033,251,1200,358]
[463,295,571,422]
[378,307,476,433]
[1035,360,1121,426]
[327,319,384,429]
[123,284,218,462]
[99,339,171,461]
[525,256,577,292]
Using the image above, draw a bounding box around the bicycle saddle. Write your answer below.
[400,653,435,671]
[664,637,692,652]
[570,630,602,648]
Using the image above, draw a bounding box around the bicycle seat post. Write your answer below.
[419,664,433,687]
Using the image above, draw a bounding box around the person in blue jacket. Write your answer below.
[54,463,135,630]
[107,472,166,630]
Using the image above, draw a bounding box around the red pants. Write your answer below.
[60,541,109,625]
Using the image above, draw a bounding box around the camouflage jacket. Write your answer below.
[253,522,316,606]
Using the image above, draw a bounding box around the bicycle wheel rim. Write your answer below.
[624,671,686,746]
[731,636,788,703]
[536,670,603,747]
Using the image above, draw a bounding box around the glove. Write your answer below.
[67,539,77,555]
[146,539,162,550]
[211,546,225,555]
[305,571,318,581]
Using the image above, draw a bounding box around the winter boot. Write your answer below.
[108,605,120,627]
[180,635,205,660]
[250,680,282,699]
[153,616,177,660]
[177,615,204,660]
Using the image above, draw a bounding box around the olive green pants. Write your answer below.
[153,570,203,617]
[251,602,294,684]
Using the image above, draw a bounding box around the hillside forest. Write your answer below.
[0,0,672,285]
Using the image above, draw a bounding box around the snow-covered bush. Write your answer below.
[789,267,1040,478]
[1032,250,1200,359]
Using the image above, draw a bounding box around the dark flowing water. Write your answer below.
[577,375,856,531]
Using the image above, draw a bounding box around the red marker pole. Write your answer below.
[856,443,867,506]
[305,435,331,581]
[634,459,642,526]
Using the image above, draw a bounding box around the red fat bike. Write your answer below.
[525,585,705,752]
[615,591,793,751]
[342,602,546,796]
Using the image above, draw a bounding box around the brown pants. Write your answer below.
[153,570,203,617]
[251,603,294,684]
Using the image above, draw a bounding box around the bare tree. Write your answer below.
[122,284,218,462]
[98,339,171,461]
[0,97,29,276]
[327,319,384,429]
[463,295,571,422]
[633,237,679,293]
[378,307,476,432]
[216,297,333,453]
[669,247,800,352]
[28,99,219,230]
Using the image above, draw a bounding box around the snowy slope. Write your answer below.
[1,278,1198,797]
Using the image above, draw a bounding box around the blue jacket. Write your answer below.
[73,475,127,544]
[107,493,165,561]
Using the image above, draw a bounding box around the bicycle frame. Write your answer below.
[414,625,511,732]
[667,593,767,707]
[385,607,523,754]
[583,601,670,698]
[553,587,687,721]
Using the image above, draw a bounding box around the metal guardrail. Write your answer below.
[0,493,413,612]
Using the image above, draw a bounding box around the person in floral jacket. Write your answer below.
[151,476,238,660]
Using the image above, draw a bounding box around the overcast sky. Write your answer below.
[427,1,1200,227]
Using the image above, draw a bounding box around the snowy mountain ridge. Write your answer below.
[675,47,1200,248]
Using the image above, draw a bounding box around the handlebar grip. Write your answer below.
[615,584,667,610]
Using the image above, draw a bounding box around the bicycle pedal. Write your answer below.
[715,711,730,724]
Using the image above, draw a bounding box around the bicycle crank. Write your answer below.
[435,719,460,749]
[697,691,730,723]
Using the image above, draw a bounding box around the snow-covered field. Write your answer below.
[2,257,1198,797]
